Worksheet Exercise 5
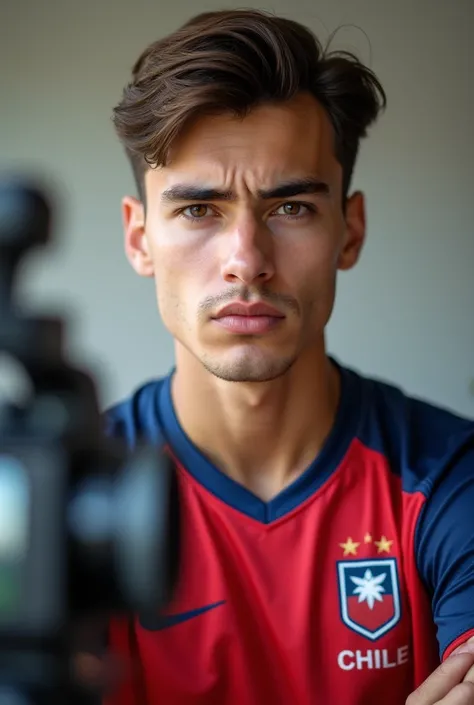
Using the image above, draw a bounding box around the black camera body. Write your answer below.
[0,181,179,705]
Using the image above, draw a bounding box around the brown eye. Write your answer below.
[274,202,311,218]
[282,203,301,216]
[186,205,209,218]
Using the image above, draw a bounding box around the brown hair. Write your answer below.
[112,9,386,203]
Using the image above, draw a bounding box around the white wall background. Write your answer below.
[2,0,473,418]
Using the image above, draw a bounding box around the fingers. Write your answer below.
[464,662,474,686]
[436,682,474,704]
[407,651,474,705]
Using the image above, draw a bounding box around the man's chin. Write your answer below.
[199,353,297,383]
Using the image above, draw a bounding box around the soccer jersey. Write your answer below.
[103,361,474,705]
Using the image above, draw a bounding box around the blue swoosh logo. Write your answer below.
[139,600,226,631]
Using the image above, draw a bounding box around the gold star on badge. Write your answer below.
[364,533,372,543]
[339,537,360,556]
[374,535,394,554]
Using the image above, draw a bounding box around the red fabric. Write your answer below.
[105,439,441,705]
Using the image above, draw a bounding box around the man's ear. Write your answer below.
[337,191,366,271]
[122,196,154,277]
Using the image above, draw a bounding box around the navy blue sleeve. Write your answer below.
[102,379,165,449]
[415,439,474,658]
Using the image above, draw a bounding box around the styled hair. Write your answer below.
[112,9,386,202]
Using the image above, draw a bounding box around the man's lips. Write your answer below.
[213,302,285,319]
[211,302,285,334]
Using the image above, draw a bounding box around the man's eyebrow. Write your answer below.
[160,185,234,203]
[160,177,330,204]
[258,178,330,200]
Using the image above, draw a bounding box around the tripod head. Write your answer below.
[0,179,179,704]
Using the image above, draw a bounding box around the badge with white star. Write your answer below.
[337,558,401,640]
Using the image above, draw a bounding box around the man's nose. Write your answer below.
[220,216,275,286]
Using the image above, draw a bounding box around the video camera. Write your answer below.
[0,179,179,705]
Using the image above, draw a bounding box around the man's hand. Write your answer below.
[407,643,474,705]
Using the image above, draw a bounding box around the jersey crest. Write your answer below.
[337,558,401,641]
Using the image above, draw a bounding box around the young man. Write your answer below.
[102,8,474,705]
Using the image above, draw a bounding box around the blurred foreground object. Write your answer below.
[0,178,179,705]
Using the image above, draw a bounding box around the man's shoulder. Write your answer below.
[347,364,474,492]
[102,375,169,447]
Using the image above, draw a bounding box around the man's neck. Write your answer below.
[171,346,341,501]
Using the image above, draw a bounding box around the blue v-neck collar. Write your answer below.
[156,361,364,524]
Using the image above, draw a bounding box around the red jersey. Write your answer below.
[103,360,474,704]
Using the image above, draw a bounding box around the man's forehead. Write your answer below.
[144,96,340,195]
[164,96,333,162]
[146,156,340,199]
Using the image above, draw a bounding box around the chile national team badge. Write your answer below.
[337,558,401,641]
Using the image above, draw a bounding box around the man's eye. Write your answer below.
[274,202,312,217]
[183,205,211,219]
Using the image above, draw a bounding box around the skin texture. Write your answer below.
[117,92,474,702]
[406,638,474,704]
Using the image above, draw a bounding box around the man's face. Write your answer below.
[123,93,365,382]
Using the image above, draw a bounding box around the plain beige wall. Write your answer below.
[1,0,473,417]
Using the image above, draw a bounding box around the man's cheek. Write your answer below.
[155,273,185,325]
